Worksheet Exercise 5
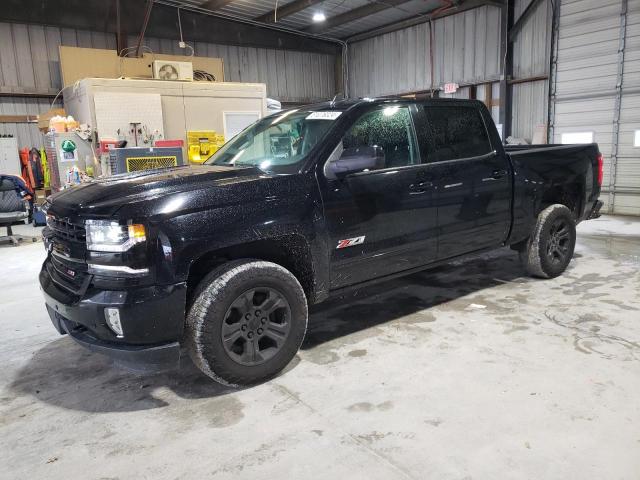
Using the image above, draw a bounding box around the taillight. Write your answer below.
[597,153,603,186]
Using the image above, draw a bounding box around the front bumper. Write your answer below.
[41,259,186,372]
[48,307,180,372]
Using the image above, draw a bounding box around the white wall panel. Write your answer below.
[511,0,552,141]
[513,0,552,78]
[512,79,549,142]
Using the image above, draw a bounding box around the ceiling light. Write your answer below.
[313,12,326,22]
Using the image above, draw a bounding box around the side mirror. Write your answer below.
[327,145,385,178]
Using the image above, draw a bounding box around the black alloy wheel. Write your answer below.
[519,203,576,278]
[186,259,308,385]
[221,287,292,366]
[545,217,572,266]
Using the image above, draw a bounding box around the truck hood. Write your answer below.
[47,165,267,217]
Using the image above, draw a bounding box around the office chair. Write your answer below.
[0,177,38,246]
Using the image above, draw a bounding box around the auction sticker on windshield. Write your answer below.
[306,111,342,120]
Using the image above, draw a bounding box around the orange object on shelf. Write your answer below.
[19,147,36,191]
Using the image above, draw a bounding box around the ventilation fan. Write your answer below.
[152,60,193,81]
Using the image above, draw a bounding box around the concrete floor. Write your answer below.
[1,216,639,479]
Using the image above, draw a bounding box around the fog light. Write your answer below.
[104,308,124,337]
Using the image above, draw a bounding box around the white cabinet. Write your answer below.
[63,78,268,158]
[0,137,20,176]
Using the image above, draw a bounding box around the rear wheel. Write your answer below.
[185,259,308,386]
[519,204,576,278]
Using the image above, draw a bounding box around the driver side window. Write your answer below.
[342,106,420,170]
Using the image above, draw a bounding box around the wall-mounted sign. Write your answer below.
[443,83,459,94]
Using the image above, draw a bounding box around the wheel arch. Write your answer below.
[538,182,584,219]
[186,234,316,309]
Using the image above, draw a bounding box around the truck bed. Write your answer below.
[505,142,602,227]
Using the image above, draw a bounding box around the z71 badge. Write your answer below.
[336,236,365,249]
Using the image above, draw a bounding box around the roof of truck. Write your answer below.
[297,96,479,112]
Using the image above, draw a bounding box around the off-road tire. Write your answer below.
[185,259,308,386]
[519,204,576,279]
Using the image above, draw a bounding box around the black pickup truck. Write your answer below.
[41,98,603,385]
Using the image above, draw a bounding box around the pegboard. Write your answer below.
[94,92,164,146]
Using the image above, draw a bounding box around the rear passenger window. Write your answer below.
[423,106,492,162]
[342,106,419,169]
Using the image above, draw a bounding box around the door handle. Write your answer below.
[409,181,433,194]
[492,169,508,179]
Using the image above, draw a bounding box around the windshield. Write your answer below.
[206,109,338,173]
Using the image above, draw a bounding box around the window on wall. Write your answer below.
[341,106,419,169]
[561,132,594,144]
[422,106,493,162]
[634,130,640,147]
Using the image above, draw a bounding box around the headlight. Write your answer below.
[85,220,146,252]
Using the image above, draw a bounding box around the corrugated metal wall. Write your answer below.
[0,22,336,148]
[0,97,57,149]
[511,0,552,142]
[346,3,552,144]
[347,5,502,97]
[550,0,640,215]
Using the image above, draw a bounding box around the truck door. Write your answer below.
[318,104,438,289]
[417,103,512,259]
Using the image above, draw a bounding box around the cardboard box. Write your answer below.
[59,46,224,88]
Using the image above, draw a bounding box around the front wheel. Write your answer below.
[519,204,576,278]
[185,259,308,386]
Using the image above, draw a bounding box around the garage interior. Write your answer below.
[1,0,639,478]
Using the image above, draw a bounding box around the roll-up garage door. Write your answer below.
[550,0,640,215]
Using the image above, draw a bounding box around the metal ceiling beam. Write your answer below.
[256,0,326,23]
[346,0,504,42]
[199,0,236,11]
[508,0,544,42]
[304,0,414,34]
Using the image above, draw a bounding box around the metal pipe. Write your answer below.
[547,0,560,143]
[508,74,548,85]
[429,18,435,95]
[608,0,628,212]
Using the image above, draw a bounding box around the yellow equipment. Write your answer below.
[187,131,225,164]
